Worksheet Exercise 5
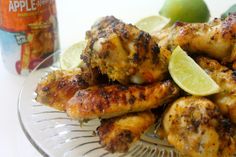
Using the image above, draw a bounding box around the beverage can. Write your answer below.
[0,0,59,75]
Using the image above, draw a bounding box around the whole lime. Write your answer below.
[159,0,210,23]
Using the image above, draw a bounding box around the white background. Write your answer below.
[0,0,235,156]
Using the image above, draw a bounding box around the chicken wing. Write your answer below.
[163,96,236,157]
[35,66,102,111]
[196,56,236,123]
[66,80,179,120]
[155,13,236,66]
[97,111,155,153]
[81,16,170,84]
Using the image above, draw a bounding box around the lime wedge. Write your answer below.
[169,46,220,96]
[60,40,87,70]
[135,15,170,34]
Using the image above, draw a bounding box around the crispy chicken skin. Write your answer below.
[66,80,179,120]
[155,14,236,65]
[196,56,236,123]
[81,16,170,84]
[163,96,236,157]
[97,111,155,153]
[35,67,99,111]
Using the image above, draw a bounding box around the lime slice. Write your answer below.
[169,46,220,96]
[159,0,210,23]
[60,40,87,70]
[135,15,170,34]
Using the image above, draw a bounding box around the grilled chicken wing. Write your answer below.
[97,111,155,153]
[66,80,179,120]
[81,16,170,84]
[196,56,236,123]
[163,96,236,157]
[155,14,236,66]
[35,66,102,111]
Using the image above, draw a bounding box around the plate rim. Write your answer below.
[17,51,60,157]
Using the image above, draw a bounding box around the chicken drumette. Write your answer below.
[97,111,155,153]
[81,16,170,84]
[196,56,236,123]
[155,13,236,68]
[35,65,105,111]
[35,68,90,111]
[163,96,236,157]
[67,80,179,120]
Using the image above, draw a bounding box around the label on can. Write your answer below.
[0,0,59,75]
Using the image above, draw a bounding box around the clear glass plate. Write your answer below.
[18,52,178,157]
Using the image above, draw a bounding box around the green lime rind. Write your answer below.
[169,46,220,96]
[159,0,210,23]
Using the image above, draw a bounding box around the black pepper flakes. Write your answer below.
[151,44,160,64]
[128,95,136,104]
[99,89,110,100]
[120,25,129,39]
[191,120,200,132]
[220,119,232,132]
[133,53,139,63]
[139,92,146,100]
[42,86,49,92]
[117,85,129,91]
[77,91,85,97]
[80,54,90,65]
[137,31,151,51]
[74,75,89,88]
[118,130,133,143]
[232,71,236,80]
[58,81,66,89]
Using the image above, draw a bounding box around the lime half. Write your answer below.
[169,46,220,96]
[60,40,87,70]
[135,15,170,34]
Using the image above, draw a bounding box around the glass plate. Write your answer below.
[18,52,178,157]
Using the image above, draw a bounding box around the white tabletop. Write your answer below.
[0,0,235,156]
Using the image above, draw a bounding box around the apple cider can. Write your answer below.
[0,0,59,75]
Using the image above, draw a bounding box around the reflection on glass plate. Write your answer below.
[18,52,178,157]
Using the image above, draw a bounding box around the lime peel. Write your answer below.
[169,46,220,96]
[159,0,210,23]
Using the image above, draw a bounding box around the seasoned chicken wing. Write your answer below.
[35,66,102,111]
[97,111,155,153]
[155,13,236,66]
[163,96,236,157]
[66,80,179,120]
[196,56,236,123]
[81,16,170,84]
